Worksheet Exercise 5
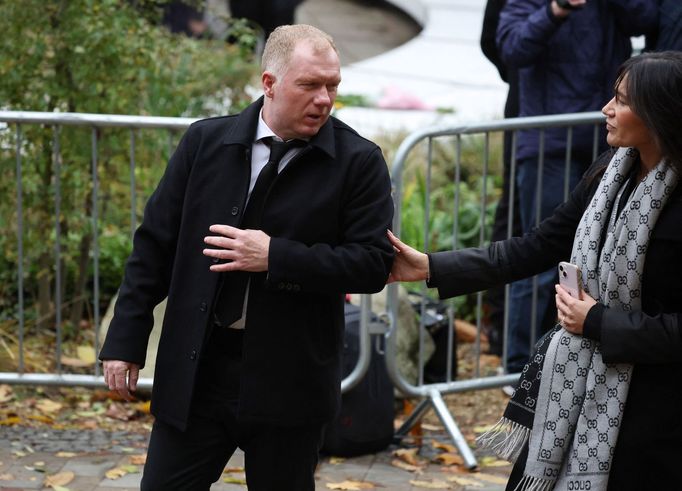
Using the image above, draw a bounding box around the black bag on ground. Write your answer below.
[321,303,394,457]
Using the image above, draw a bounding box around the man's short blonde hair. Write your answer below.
[261,24,338,79]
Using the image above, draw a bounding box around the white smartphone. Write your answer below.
[558,261,582,299]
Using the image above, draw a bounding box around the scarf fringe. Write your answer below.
[476,416,530,463]
[513,474,555,491]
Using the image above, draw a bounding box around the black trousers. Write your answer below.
[141,328,325,491]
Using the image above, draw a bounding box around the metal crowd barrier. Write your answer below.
[0,110,606,469]
[386,111,605,468]
[0,110,378,395]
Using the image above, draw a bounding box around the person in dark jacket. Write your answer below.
[645,0,682,52]
[480,0,522,357]
[99,24,394,491]
[387,50,682,490]
[496,0,657,376]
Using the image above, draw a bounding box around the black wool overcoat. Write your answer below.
[99,98,395,430]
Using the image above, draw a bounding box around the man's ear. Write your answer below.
[262,71,276,98]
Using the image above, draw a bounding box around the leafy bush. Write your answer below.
[0,0,258,335]
[378,132,504,321]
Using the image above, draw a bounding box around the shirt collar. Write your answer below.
[255,109,312,145]
[255,109,278,143]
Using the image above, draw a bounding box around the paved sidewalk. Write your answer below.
[0,425,512,490]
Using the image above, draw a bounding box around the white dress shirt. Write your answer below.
[228,110,306,329]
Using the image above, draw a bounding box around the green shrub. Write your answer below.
[377,132,505,321]
[0,0,258,334]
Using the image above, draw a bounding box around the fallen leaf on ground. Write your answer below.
[390,458,423,473]
[129,454,147,465]
[431,440,456,453]
[446,475,484,487]
[0,416,21,426]
[27,414,54,424]
[0,385,13,403]
[433,453,464,466]
[223,476,247,484]
[104,465,138,480]
[55,452,78,458]
[80,420,98,429]
[223,466,244,473]
[52,486,71,491]
[105,402,136,421]
[392,447,425,466]
[60,356,92,368]
[409,479,451,489]
[76,345,96,364]
[44,470,75,488]
[133,400,151,414]
[36,399,63,413]
[479,354,502,368]
[472,472,507,484]
[479,456,509,467]
[421,423,443,432]
[0,473,15,481]
[328,456,345,464]
[326,480,375,490]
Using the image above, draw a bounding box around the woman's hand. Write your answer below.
[387,230,430,283]
[555,284,597,335]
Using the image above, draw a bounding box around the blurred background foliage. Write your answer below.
[377,132,504,321]
[0,0,504,352]
[0,0,259,338]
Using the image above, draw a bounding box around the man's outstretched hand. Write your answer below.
[103,360,140,401]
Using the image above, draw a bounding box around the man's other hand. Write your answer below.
[203,224,271,272]
[103,360,140,401]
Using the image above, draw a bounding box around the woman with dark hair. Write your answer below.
[387,51,682,491]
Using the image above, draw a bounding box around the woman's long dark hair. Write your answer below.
[615,51,682,174]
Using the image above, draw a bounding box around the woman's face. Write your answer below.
[602,77,654,150]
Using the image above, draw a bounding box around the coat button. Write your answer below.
[293,284,301,292]
[286,283,293,291]
[199,302,207,312]
[231,206,239,216]
[190,350,197,360]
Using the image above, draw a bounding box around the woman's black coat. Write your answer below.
[428,152,682,489]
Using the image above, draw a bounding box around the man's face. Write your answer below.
[262,41,341,140]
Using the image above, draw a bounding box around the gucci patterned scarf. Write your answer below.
[479,147,679,490]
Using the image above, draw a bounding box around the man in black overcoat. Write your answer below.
[99,24,394,490]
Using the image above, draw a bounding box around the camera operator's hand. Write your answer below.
[551,0,586,18]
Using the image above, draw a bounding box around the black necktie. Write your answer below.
[214,137,302,327]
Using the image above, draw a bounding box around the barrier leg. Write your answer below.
[394,397,431,439]
[429,388,478,470]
